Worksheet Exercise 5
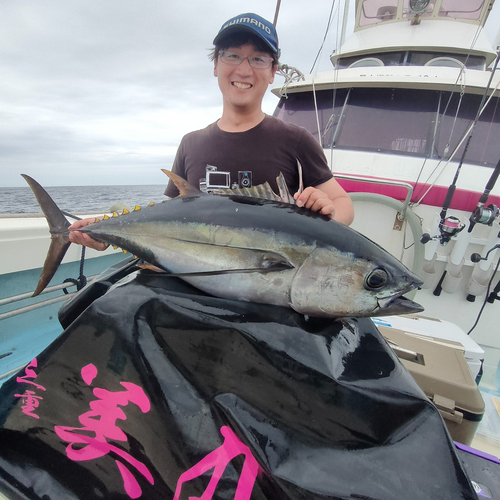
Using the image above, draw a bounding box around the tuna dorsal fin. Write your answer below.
[296,159,304,195]
[211,172,297,204]
[162,169,200,196]
[275,172,295,204]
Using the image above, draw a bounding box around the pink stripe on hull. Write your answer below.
[337,179,500,213]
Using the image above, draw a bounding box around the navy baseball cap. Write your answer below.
[213,13,280,58]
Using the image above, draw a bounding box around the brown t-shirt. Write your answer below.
[164,115,333,197]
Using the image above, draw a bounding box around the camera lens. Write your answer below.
[241,177,250,187]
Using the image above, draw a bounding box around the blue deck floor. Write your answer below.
[0,253,126,387]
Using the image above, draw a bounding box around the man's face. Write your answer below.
[214,43,277,112]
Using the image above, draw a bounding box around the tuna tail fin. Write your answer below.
[21,174,71,296]
[162,169,200,196]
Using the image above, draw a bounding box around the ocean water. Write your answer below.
[0,185,169,215]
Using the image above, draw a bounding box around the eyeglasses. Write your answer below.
[219,51,274,69]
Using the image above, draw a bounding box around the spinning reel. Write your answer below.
[470,204,500,227]
[420,215,466,246]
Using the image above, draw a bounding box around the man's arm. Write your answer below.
[294,177,354,226]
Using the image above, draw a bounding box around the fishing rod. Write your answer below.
[462,161,500,331]
[428,155,500,297]
[468,156,500,232]
[466,199,500,304]
[466,250,500,335]
[487,266,500,304]
[421,50,500,244]
[419,50,500,295]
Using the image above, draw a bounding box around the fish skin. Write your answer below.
[22,173,424,318]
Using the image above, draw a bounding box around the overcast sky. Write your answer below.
[2,0,499,187]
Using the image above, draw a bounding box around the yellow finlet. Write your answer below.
[134,205,141,211]
[149,201,154,206]
[123,209,129,214]
[112,212,118,217]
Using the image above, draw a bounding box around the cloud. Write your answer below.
[0,1,233,185]
[1,0,499,187]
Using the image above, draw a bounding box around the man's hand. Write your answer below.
[294,187,336,218]
[293,178,354,225]
[69,218,109,251]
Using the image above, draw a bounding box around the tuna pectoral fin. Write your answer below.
[137,264,164,273]
[152,262,294,278]
[22,174,72,296]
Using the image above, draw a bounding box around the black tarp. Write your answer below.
[0,266,478,499]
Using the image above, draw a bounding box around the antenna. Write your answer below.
[273,0,281,27]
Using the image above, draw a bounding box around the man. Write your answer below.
[164,13,353,222]
[70,13,353,250]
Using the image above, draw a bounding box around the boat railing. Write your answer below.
[0,276,98,321]
[334,173,414,223]
[334,174,424,276]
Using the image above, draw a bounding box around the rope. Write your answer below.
[411,60,466,203]
[413,80,500,207]
[309,0,338,74]
[312,77,322,143]
[277,64,305,98]
[413,46,500,207]
[63,246,87,294]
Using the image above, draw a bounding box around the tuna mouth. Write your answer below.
[376,287,424,316]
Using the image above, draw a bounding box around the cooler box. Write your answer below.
[379,324,485,446]
[374,315,484,380]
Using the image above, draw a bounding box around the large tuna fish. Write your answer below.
[22,172,423,318]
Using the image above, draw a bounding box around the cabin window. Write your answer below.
[349,58,384,68]
[338,51,485,70]
[357,0,487,26]
[338,52,404,68]
[425,57,464,68]
[407,51,485,69]
[360,0,399,26]
[273,87,500,167]
[436,93,500,166]
[274,89,349,146]
[335,88,436,155]
[438,0,485,21]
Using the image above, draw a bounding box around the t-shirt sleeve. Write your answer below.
[295,128,333,188]
[164,140,186,198]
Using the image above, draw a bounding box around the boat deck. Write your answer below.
[474,385,500,457]
[0,253,125,387]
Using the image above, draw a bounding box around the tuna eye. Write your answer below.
[365,269,388,290]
